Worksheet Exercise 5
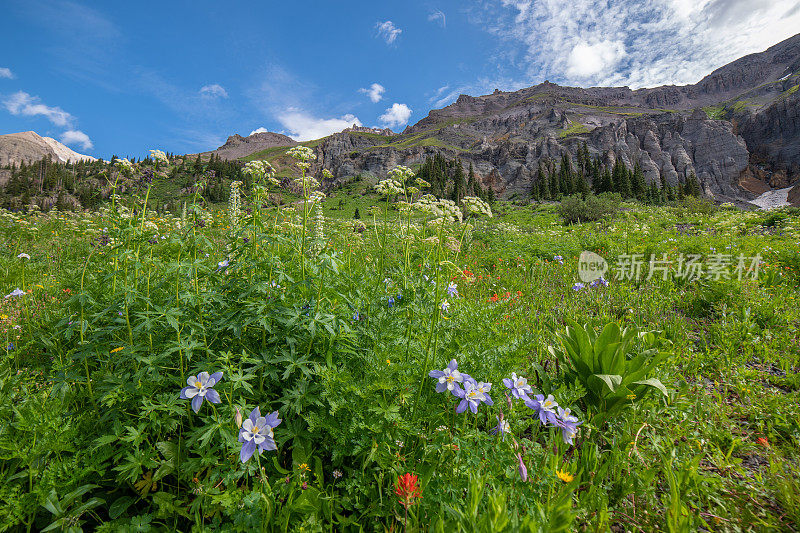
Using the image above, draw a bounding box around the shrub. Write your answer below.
[557,193,620,224]
[680,196,716,215]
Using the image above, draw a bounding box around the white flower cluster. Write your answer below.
[461,196,493,218]
[413,194,462,223]
[286,146,316,172]
[114,158,134,174]
[311,197,325,256]
[387,165,415,183]
[149,149,169,164]
[375,178,403,196]
[229,181,243,225]
[287,146,316,161]
[244,160,276,180]
[321,169,334,180]
[415,178,430,188]
[292,176,320,193]
[268,177,281,187]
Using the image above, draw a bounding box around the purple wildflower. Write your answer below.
[238,407,282,463]
[554,407,582,445]
[388,296,395,308]
[502,372,533,400]
[516,453,528,481]
[5,288,24,298]
[490,415,510,441]
[590,276,609,288]
[428,359,464,393]
[446,283,458,298]
[572,282,585,291]
[554,255,564,264]
[453,380,486,414]
[525,394,559,425]
[180,371,223,413]
[475,381,494,406]
[217,259,229,271]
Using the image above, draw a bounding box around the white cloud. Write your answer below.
[376,21,402,44]
[199,83,228,99]
[483,0,800,88]
[249,127,269,135]
[379,103,412,129]
[60,130,94,151]
[2,91,74,127]
[0,67,13,79]
[428,9,446,27]
[566,40,626,79]
[277,110,362,141]
[359,83,386,103]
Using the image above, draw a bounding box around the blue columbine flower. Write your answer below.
[238,407,282,463]
[475,381,494,406]
[388,296,395,308]
[490,415,511,441]
[180,371,223,413]
[440,299,450,312]
[590,276,609,288]
[572,282,585,291]
[453,380,486,414]
[554,255,564,264]
[4,288,24,298]
[217,259,229,271]
[428,359,464,393]
[525,394,559,425]
[503,372,533,400]
[446,283,459,298]
[352,310,360,321]
[554,406,582,445]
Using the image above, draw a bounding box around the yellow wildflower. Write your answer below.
[556,469,574,483]
[110,347,124,353]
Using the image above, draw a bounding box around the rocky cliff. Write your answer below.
[300,33,800,203]
[199,131,297,161]
[0,131,97,166]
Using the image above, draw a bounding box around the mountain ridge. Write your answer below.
[289,32,799,203]
[0,131,97,166]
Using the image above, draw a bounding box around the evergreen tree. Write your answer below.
[632,164,647,200]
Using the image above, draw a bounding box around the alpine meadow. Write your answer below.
[1,2,800,531]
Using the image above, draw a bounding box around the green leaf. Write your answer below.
[592,374,622,393]
[109,496,136,519]
[632,378,668,397]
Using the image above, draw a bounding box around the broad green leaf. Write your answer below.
[592,374,622,393]
[632,378,668,397]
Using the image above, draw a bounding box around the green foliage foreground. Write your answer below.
[1,182,799,531]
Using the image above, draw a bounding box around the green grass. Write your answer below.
[1,193,799,531]
[557,121,590,138]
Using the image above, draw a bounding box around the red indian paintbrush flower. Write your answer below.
[395,473,422,508]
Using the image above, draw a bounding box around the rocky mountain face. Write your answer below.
[0,131,97,166]
[340,124,395,136]
[200,131,297,161]
[302,33,800,205]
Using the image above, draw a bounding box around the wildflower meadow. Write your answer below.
[1,151,799,531]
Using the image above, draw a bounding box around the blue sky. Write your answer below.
[1,0,799,159]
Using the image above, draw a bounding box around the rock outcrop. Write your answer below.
[199,131,297,161]
[225,33,800,204]
[0,131,96,166]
